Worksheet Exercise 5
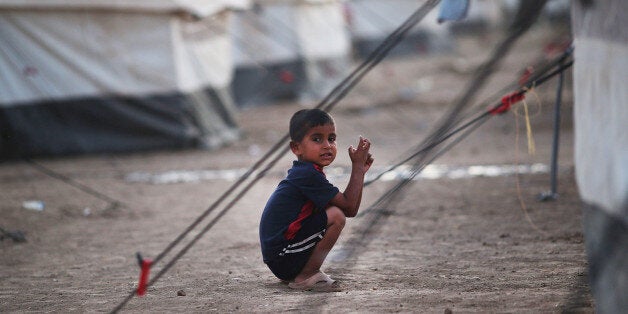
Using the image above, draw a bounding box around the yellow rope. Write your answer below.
[523,99,536,155]
[513,86,543,155]
[513,89,547,235]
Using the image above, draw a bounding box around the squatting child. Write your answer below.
[259,109,374,291]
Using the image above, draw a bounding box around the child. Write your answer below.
[259,108,374,291]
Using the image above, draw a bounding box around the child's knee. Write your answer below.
[326,206,346,227]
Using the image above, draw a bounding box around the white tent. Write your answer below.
[230,1,305,107]
[0,0,249,158]
[295,0,352,102]
[230,0,351,107]
[345,0,452,58]
[571,1,627,312]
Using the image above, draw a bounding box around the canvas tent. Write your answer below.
[0,0,249,159]
[230,1,305,107]
[345,0,452,58]
[230,0,351,107]
[570,1,627,312]
[295,0,352,102]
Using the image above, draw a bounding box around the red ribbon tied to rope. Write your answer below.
[490,91,526,115]
[136,253,152,296]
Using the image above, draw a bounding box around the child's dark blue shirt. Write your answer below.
[259,161,339,263]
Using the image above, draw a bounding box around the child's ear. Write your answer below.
[289,141,300,155]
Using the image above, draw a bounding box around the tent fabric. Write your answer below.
[0,4,242,159]
[572,0,628,221]
[345,0,453,58]
[0,88,239,158]
[294,1,350,101]
[0,10,234,105]
[294,1,350,59]
[229,2,304,107]
[1,11,178,105]
[0,0,250,18]
[231,3,299,67]
[346,0,443,39]
[230,0,350,107]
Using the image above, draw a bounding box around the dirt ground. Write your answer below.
[0,22,594,313]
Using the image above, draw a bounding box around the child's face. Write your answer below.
[290,123,337,168]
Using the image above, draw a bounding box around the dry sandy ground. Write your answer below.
[0,23,593,313]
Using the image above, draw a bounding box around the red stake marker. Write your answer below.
[136,254,152,296]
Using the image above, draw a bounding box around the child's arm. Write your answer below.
[329,136,374,217]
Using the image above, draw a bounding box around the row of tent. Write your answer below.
[0,0,568,159]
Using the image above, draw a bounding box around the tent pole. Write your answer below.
[538,59,564,202]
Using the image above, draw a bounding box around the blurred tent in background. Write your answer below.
[444,0,502,33]
[230,0,351,107]
[0,0,572,159]
[345,0,454,58]
[0,0,249,159]
[230,1,306,107]
[231,0,570,107]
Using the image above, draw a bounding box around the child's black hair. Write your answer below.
[289,109,335,142]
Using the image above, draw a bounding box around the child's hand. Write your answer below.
[365,152,374,173]
[348,136,374,172]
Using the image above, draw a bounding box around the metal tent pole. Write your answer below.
[538,59,564,202]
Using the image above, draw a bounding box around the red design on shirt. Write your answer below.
[284,201,315,240]
[284,164,325,240]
